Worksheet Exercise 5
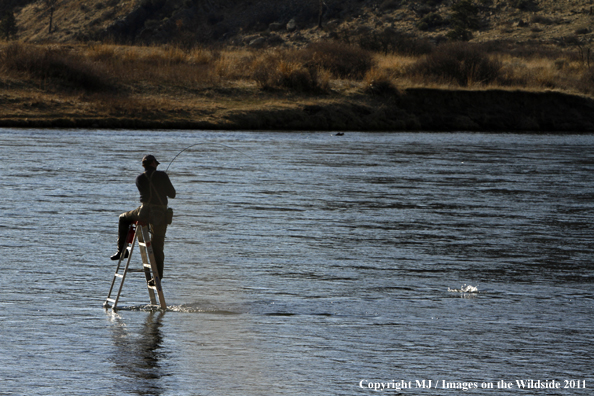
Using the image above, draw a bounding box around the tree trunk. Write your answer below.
[317,0,323,29]
[48,6,53,34]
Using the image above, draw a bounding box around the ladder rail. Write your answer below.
[138,224,166,309]
[111,231,138,309]
[104,221,167,310]
[104,225,137,308]
[137,226,157,306]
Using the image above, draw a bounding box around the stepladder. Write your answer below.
[104,221,166,310]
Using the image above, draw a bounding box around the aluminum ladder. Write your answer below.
[103,221,166,310]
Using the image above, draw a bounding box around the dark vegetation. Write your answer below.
[0,42,113,91]
[410,42,502,86]
[447,0,481,41]
[0,10,18,40]
[1,0,594,131]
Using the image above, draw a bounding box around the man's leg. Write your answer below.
[150,222,168,279]
[112,206,144,259]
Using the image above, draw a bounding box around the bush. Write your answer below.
[364,68,398,95]
[579,68,594,94]
[250,51,329,93]
[0,10,17,40]
[380,0,401,11]
[446,0,481,41]
[0,43,113,91]
[301,41,373,79]
[530,15,555,25]
[421,0,446,6]
[340,27,433,56]
[447,25,473,41]
[509,0,537,11]
[575,27,591,35]
[450,0,480,30]
[417,12,447,31]
[409,42,502,86]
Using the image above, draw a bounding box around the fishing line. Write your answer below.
[164,142,258,173]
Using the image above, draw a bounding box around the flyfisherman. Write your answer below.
[111,155,176,284]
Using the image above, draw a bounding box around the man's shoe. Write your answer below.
[110,250,129,260]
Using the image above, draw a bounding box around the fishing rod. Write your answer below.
[164,142,257,173]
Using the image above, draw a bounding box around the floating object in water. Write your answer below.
[448,284,479,293]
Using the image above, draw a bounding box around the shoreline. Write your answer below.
[2,87,594,132]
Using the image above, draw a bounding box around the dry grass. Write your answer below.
[371,42,594,94]
[495,54,590,91]
[2,40,594,118]
[0,42,114,91]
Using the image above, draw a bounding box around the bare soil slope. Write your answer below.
[12,0,594,48]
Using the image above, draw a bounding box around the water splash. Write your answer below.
[168,303,243,315]
[448,284,479,293]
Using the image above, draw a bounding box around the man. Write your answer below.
[111,155,176,283]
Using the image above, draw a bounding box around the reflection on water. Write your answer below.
[1,130,593,395]
[107,311,165,395]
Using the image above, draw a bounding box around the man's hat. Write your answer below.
[142,154,160,166]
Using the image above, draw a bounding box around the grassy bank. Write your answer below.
[1,41,594,131]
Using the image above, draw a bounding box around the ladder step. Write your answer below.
[105,221,165,310]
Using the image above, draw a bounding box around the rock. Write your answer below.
[267,34,285,46]
[269,22,284,31]
[249,37,267,48]
[325,20,339,31]
[287,18,297,32]
[514,19,529,27]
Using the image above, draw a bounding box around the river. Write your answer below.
[1,129,592,395]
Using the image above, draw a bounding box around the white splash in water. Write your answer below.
[448,284,479,293]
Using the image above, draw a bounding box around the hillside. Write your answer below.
[9,0,594,49]
[3,1,594,132]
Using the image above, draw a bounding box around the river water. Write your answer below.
[1,129,592,395]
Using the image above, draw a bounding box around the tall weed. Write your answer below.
[0,43,113,91]
[250,50,329,93]
[300,41,374,79]
[408,42,501,86]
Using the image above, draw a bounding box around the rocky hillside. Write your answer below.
[8,0,594,49]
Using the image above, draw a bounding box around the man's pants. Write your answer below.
[117,205,168,279]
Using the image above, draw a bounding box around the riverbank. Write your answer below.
[3,85,594,132]
[2,42,594,132]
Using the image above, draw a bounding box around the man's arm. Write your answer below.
[161,172,176,199]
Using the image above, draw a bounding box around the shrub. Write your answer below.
[0,10,17,40]
[450,0,480,31]
[301,41,373,79]
[447,25,473,41]
[579,68,594,94]
[0,43,113,91]
[509,0,537,11]
[417,12,447,31]
[530,15,555,25]
[250,51,329,93]
[341,27,433,56]
[421,0,446,6]
[447,0,481,41]
[380,0,401,11]
[575,27,591,35]
[364,68,398,95]
[409,42,502,86]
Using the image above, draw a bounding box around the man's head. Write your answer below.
[142,154,160,169]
